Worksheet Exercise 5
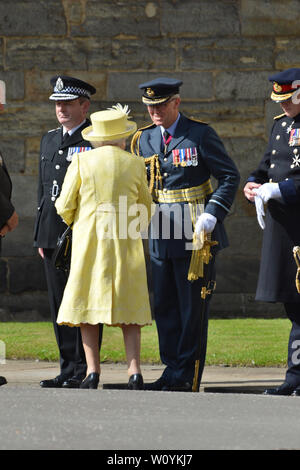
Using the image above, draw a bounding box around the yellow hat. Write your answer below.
[82,104,137,142]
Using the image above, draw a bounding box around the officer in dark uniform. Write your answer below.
[244,68,300,396]
[0,80,19,386]
[131,78,240,391]
[34,76,103,388]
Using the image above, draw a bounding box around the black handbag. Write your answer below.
[52,224,73,273]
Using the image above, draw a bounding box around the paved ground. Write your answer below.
[1,361,300,451]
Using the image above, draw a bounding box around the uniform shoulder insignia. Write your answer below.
[273,113,286,120]
[48,127,60,133]
[188,116,208,125]
[131,123,154,156]
[138,122,156,131]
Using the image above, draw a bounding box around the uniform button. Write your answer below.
[58,150,63,155]
[164,157,168,162]
[163,188,168,193]
[51,196,56,201]
[282,122,287,127]
[270,163,275,168]
[163,172,168,177]
[286,178,289,180]
[276,135,280,140]
[53,180,57,184]
[294,148,298,154]
[55,165,60,170]
[269,178,273,182]
[272,150,276,154]
[291,164,295,168]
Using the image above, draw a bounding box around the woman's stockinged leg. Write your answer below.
[121,324,142,377]
[80,323,100,376]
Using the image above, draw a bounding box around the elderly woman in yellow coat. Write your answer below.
[55,105,153,390]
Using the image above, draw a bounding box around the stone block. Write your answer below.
[0,139,25,174]
[6,39,88,71]
[87,37,176,71]
[69,0,160,37]
[215,71,271,101]
[0,260,7,293]
[1,217,37,258]
[25,137,40,176]
[222,215,263,258]
[108,72,213,102]
[8,256,47,294]
[240,0,300,36]
[0,292,50,319]
[215,253,260,293]
[9,174,37,218]
[179,37,274,71]
[0,1,66,36]
[275,39,300,70]
[0,71,24,101]
[161,0,239,36]
[0,104,57,137]
[210,292,284,318]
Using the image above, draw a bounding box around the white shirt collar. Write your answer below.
[63,119,86,137]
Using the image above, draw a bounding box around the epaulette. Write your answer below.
[130,123,155,156]
[188,117,207,125]
[273,113,286,120]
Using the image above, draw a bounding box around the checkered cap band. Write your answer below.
[53,85,91,98]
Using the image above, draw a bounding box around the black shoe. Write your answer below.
[0,376,7,386]
[128,373,144,390]
[62,376,85,389]
[169,382,192,392]
[263,382,296,396]
[144,376,170,391]
[79,373,100,390]
[40,376,65,388]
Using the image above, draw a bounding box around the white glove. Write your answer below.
[195,213,217,235]
[254,196,265,230]
[253,182,281,203]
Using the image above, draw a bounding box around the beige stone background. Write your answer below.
[1,0,297,320]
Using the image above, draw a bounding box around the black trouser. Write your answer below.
[284,302,300,387]
[151,255,216,391]
[43,249,103,379]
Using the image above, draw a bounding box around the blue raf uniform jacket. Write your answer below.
[132,113,240,259]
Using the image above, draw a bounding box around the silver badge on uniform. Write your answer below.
[56,77,64,91]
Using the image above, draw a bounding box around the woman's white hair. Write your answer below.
[91,138,126,148]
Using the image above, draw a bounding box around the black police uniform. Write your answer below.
[34,76,103,387]
[247,68,300,394]
[0,151,14,387]
[0,151,14,252]
[132,78,240,391]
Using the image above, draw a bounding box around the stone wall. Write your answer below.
[1,0,298,320]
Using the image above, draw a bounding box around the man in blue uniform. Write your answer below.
[0,80,18,386]
[244,68,300,396]
[131,78,240,391]
[34,76,102,388]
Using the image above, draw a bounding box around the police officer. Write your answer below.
[0,80,18,386]
[244,68,300,396]
[131,78,240,391]
[34,76,102,388]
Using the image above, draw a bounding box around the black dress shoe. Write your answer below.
[79,373,100,389]
[169,382,192,392]
[62,376,84,389]
[128,373,144,390]
[40,376,65,388]
[263,382,296,396]
[144,376,170,391]
[0,376,7,386]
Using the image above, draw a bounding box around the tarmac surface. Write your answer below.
[1,360,300,451]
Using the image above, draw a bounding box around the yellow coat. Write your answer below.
[55,145,153,327]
